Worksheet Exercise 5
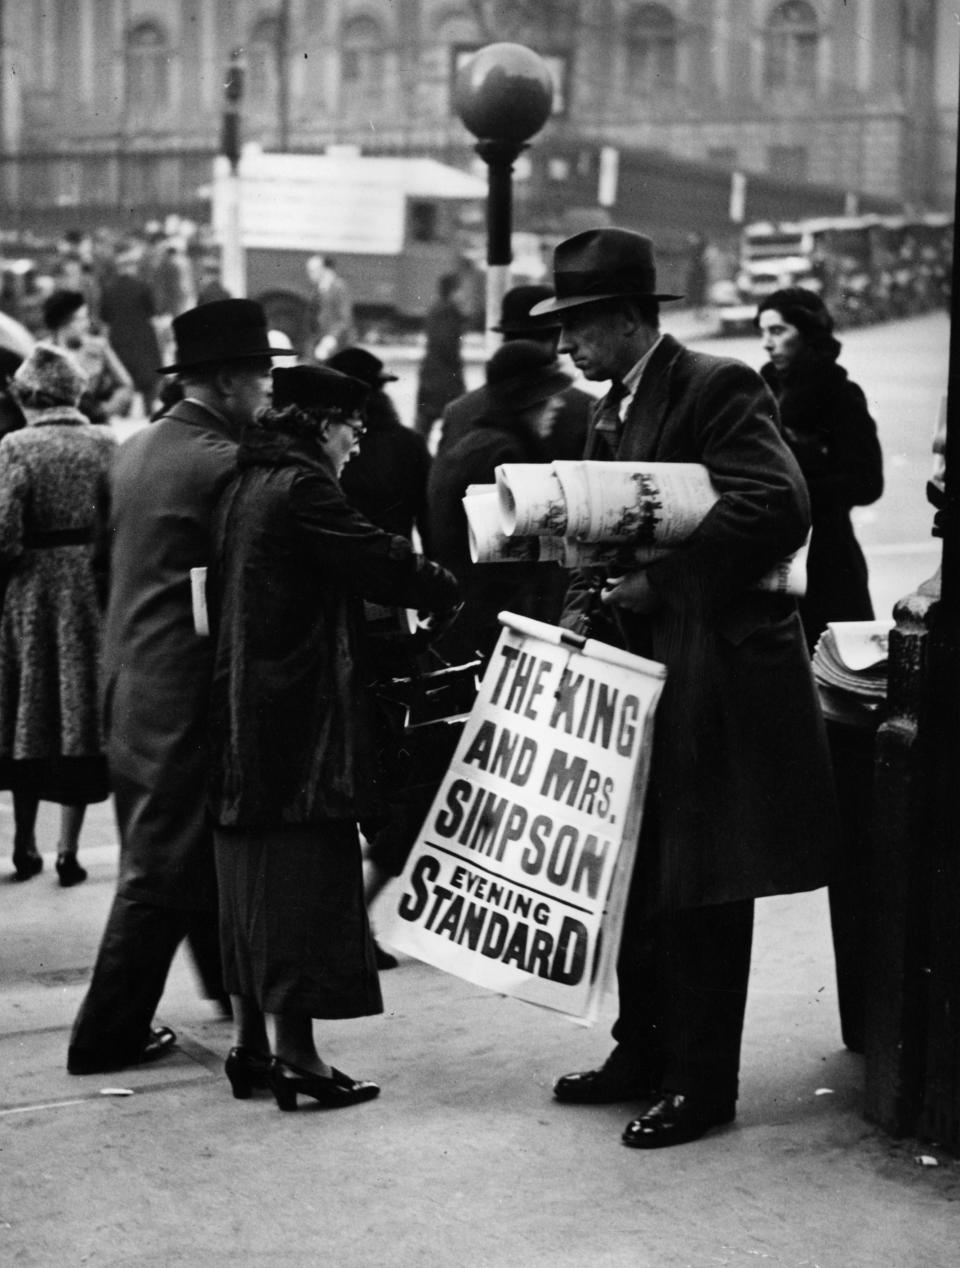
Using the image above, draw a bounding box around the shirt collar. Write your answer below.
[620,333,664,405]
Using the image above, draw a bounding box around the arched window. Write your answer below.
[765,1,819,91]
[126,21,170,115]
[247,16,281,113]
[342,15,385,113]
[626,4,678,93]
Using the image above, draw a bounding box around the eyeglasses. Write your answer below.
[339,415,367,439]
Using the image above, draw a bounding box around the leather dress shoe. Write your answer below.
[621,1092,735,1149]
[139,1025,178,1064]
[224,1046,272,1099]
[268,1057,380,1112]
[67,1025,178,1075]
[554,1065,655,1105]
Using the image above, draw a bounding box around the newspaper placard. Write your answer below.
[377,613,667,1021]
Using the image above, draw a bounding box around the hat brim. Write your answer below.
[488,369,574,412]
[158,345,295,374]
[490,319,562,334]
[529,291,683,317]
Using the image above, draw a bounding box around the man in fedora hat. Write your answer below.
[437,283,592,460]
[539,228,837,1147]
[68,300,290,1075]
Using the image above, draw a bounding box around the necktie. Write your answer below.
[594,379,628,448]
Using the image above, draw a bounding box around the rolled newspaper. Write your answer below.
[496,465,569,537]
[465,485,540,564]
[499,460,719,544]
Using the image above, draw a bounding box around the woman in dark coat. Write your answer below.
[426,340,572,666]
[0,344,114,883]
[755,286,884,651]
[756,286,884,1054]
[208,364,458,1112]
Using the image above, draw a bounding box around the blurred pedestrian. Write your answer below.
[98,246,162,415]
[43,289,134,425]
[415,273,466,441]
[0,345,115,884]
[538,228,836,1148]
[67,300,289,1076]
[196,260,231,307]
[438,283,593,460]
[207,364,459,1109]
[307,255,355,360]
[426,340,572,665]
[330,346,432,548]
[755,287,884,652]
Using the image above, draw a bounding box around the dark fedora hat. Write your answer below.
[485,340,573,412]
[490,284,561,334]
[272,363,370,415]
[325,346,398,388]
[529,228,683,317]
[159,299,292,373]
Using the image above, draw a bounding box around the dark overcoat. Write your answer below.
[760,352,883,649]
[427,412,564,663]
[564,334,837,914]
[207,427,458,828]
[102,398,237,912]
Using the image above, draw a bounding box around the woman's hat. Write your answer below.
[485,340,573,411]
[42,289,86,332]
[325,346,398,388]
[491,284,561,334]
[754,286,835,339]
[159,299,292,373]
[13,342,87,411]
[272,363,370,414]
[529,228,683,316]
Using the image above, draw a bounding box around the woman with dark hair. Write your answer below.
[0,344,114,883]
[43,289,134,425]
[208,363,458,1112]
[755,286,884,651]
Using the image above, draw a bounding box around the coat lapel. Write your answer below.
[615,333,681,462]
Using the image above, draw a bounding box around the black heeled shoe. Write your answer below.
[12,848,43,881]
[224,1046,272,1099]
[55,854,87,887]
[268,1057,380,1112]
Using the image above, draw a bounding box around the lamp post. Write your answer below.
[454,43,553,351]
[220,47,247,297]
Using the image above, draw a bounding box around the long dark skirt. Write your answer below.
[214,820,383,1019]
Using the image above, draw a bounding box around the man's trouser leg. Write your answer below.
[68,893,187,1074]
[613,899,754,1105]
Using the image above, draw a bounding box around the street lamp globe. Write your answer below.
[454,42,554,143]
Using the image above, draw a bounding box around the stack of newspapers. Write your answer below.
[812,619,894,726]
[463,460,807,597]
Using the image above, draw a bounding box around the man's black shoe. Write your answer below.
[554,1065,655,1105]
[67,1025,178,1076]
[140,1025,178,1064]
[621,1092,735,1148]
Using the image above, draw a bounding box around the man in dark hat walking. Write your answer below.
[437,283,593,459]
[538,229,837,1147]
[68,300,289,1075]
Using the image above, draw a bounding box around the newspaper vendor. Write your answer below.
[530,229,838,1149]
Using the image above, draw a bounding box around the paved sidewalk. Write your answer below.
[1,795,957,1268]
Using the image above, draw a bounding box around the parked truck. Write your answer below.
[211,148,486,347]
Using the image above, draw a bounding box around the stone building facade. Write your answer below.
[0,0,955,226]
